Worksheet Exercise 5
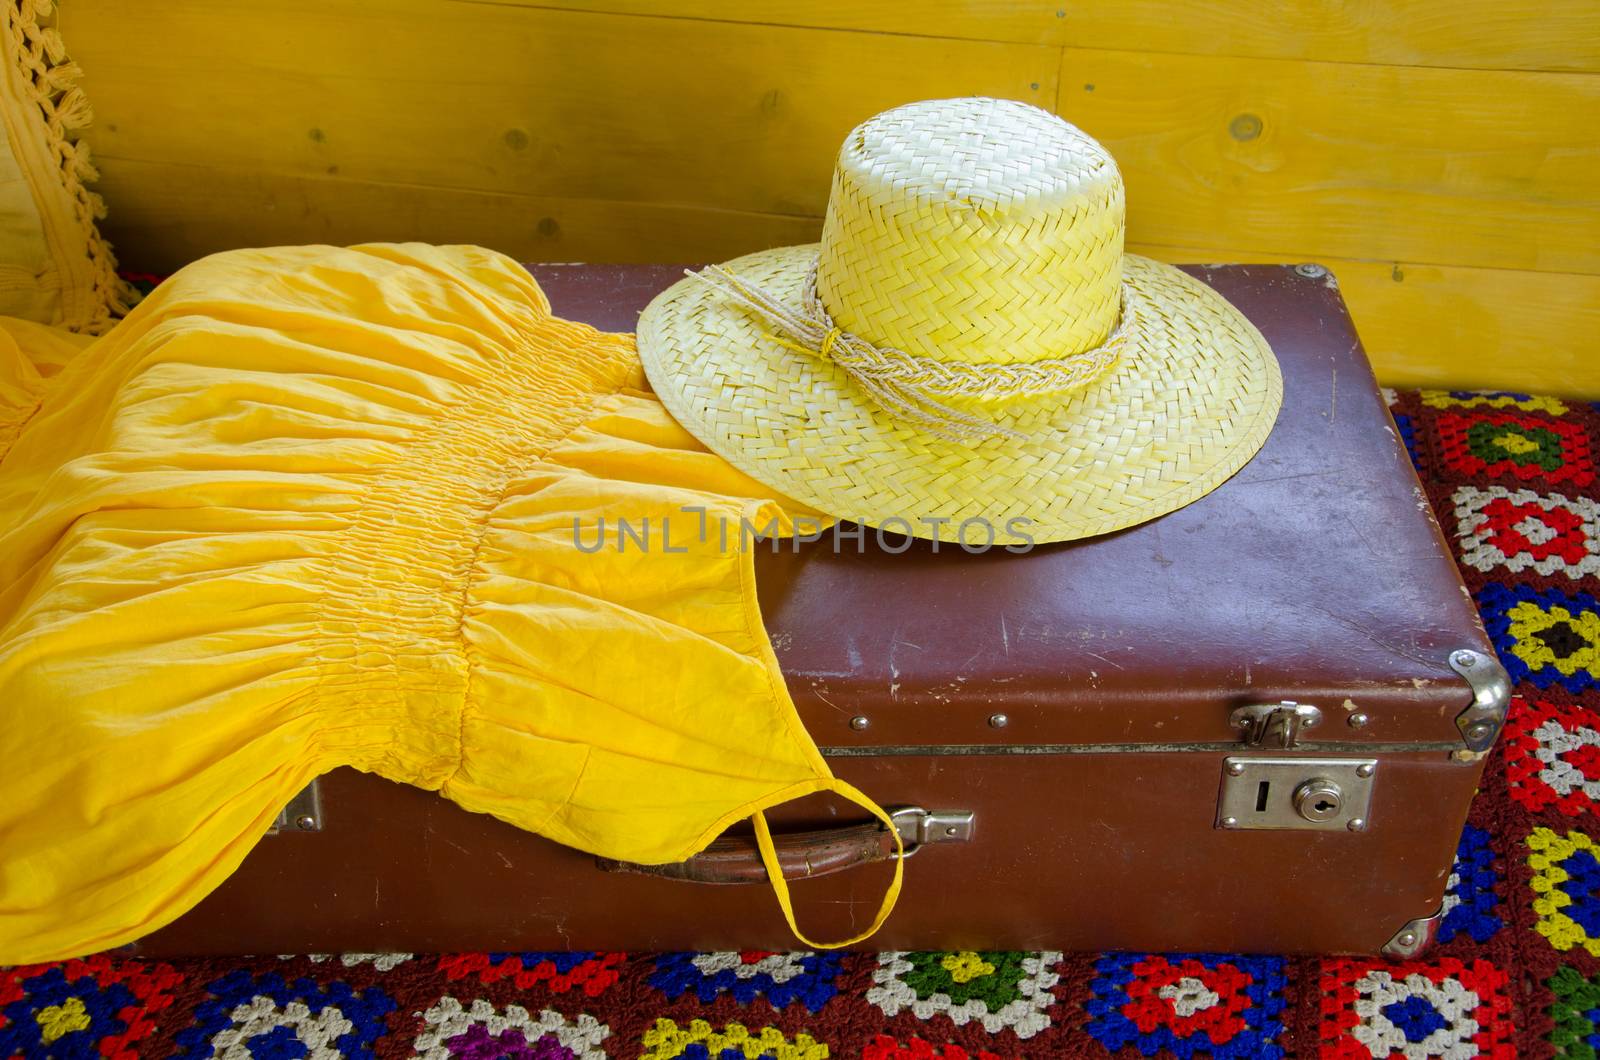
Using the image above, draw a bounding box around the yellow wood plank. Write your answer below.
[1061,0,1600,71]
[1059,49,1600,275]
[1132,243,1600,397]
[63,0,1599,394]
[95,156,1599,396]
[64,0,1056,220]
[94,159,821,276]
[455,1,1064,46]
[501,0,1600,72]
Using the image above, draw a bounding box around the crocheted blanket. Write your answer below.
[3,386,1594,1059]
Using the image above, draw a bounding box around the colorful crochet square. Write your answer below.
[413,997,610,1059]
[1504,697,1600,816]
[1529,827,1600,958]
[173,970,395,1059]
[862,1036,1009,1060]
[648,951,844,1011]
[1423,389,1570,416]
[1547,966,1600,1058]
[1454,486,1600,579]
[1084,953,1286,1059]
[1317,958,1515,1059]
[437,951,624,997]
[638,1018,827,1060]
[1440,824,1503,944]
[1478,583,1600,693]
[867,951,1060,1039]
[0,955,182,1060]
[1437,410,1594,487]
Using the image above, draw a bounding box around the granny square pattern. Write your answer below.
[1422,389,1571,417]
[173,970,395,1059]
[18,383,1600,1056]
[1316,958,1515,1058]
[413,997,611,1059]
[1440,824,1504,944]
[648,951,844,1011]
[1394,412,1422,471]
[1505,697,1600,816]
[1479,583,1600,693]
[1436,409,1594,487]
[1084,953,1287,1059]
[1547,965,1600,1058]
[867,951,1061,1039]
[638,1018,825,1059]
[1529,826,1600,958]
[0,956,182,1060]
[862,1036,1010,1060]
[1453,486,1600,580]
[438,952,625,997]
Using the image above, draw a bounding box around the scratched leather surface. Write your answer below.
[530,264,1490,748]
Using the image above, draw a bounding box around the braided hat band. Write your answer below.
[637,98,1283,545]
[690,263,1131,442]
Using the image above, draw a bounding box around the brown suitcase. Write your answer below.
[130,263,1505,958]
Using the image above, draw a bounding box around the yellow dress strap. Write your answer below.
[751,778,905,949]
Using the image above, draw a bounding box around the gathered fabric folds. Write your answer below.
[0,244,899,963]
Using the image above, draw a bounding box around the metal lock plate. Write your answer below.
[1217,757,1376,832]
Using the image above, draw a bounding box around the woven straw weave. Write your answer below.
[818,98,1124,367]
[638,98,1283,544]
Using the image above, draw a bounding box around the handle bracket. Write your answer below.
[893,807,975,849]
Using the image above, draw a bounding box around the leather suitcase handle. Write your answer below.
[595,806,974,885]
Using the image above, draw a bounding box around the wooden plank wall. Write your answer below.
[62,1,1600,393]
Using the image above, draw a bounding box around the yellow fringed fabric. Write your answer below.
[0,0,138,332]
[0,243,898,963]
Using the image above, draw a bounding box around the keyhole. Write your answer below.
[1255,781,1270,812]
[1293,778,1344,822]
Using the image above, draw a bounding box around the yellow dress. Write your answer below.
[0,243,899,963]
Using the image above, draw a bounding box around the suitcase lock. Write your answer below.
[1217,757,1377,832]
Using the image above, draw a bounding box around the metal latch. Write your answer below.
[1229,700,1323,748]
[1217,757,1376,832]
[890,807,975,855]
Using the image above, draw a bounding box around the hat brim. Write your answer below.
[637,245,1282,545]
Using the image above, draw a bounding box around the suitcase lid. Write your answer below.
[531,263,1500,755]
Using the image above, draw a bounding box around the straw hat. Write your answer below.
[638,97,1282,545]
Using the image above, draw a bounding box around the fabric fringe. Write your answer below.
[6,0,138,333]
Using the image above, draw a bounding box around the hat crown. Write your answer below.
[816,97,1125,367]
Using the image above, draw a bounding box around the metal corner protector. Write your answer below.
[1382,905,1443,959]
[1447,648,1510,753]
